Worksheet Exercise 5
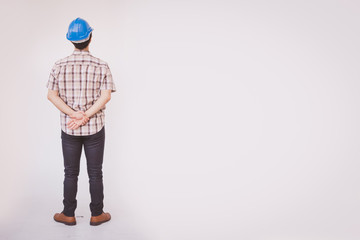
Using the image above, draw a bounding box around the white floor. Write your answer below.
[1,207,149,240]
[0,192,151,240]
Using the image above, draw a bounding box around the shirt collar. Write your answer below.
[73,49,91,55]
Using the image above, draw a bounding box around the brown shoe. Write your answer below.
[54,213,76,226]
[90,212,111,226]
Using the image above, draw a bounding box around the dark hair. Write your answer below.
[72,33,92,50]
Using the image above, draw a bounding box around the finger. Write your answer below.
[70,124,79,130]
[79,117,87,124]
[68,122,77,129]
[76,121,83,126]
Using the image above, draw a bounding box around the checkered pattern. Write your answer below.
[46,50,116,136]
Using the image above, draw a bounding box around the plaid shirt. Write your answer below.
[46,50,116,136]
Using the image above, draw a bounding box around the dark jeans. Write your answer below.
[61,126,105,217]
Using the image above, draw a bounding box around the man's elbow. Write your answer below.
[104,93,111,102]
[47,90,59,101]
[47,93,57,102]
[100,90,112,103]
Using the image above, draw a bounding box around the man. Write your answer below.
[46,17,116,226]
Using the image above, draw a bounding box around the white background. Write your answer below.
[0,0,359,239]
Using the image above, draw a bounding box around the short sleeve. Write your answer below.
[100,65,116,92]
[46,64,59,90]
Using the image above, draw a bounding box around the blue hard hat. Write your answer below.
[66,18,93,43]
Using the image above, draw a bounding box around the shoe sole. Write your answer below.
[90,217,111,226]
[54,218,76,226]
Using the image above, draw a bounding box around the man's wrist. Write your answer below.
[69,111,76,118]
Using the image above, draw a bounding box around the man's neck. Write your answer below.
[75,46,89,51]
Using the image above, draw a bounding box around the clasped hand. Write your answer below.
[67,111,89,130]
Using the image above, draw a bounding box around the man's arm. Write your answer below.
[84,90,112,118]
[47,89,77,117]
[66,90,112,130]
